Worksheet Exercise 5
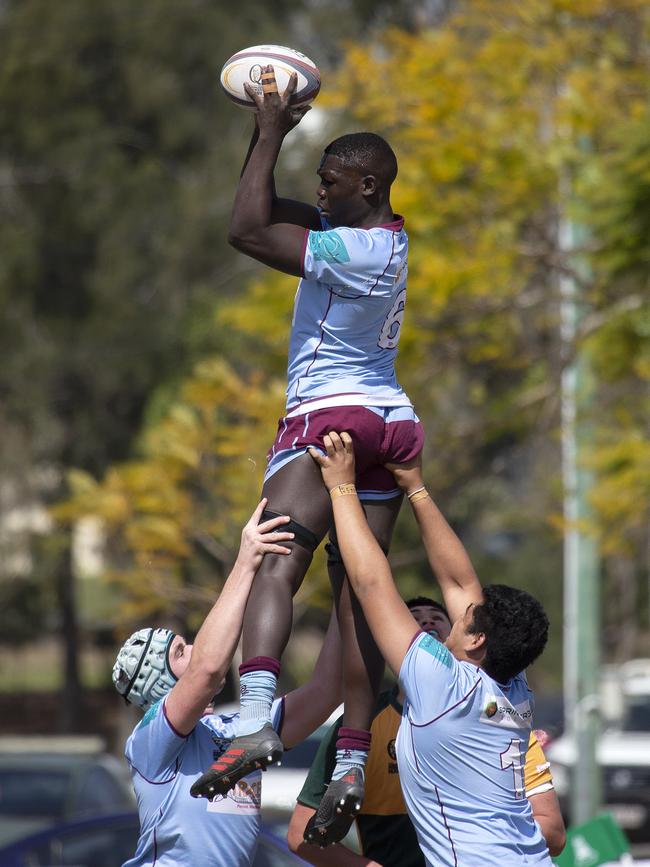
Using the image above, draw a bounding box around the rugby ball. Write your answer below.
[220,45,320,111]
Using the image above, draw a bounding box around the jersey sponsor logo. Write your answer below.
[206,778,262,815]
[310,230,351,264]
[479,695,533,729]
[418,633,453,668]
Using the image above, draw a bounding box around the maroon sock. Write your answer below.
[332,726,372,781]
[336,726,372,752]
[239,656,281,677]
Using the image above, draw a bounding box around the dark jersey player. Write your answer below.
[290,597,450,867]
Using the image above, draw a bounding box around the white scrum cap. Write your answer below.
[112,627,178,710]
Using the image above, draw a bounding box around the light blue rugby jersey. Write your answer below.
[122,698,283,867]
[287,219,413,412]
[397,633,552,867]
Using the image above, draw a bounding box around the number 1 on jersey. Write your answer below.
[500,738,525,799]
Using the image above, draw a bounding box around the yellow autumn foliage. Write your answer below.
[54,0,649,631]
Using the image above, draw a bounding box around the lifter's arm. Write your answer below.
[288,804,381,865]
[228,67,317,275]
[164,501,293,735]
[530,789,566,856]
[386,458,483,624]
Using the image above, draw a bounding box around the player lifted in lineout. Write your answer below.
[191,67,423,833]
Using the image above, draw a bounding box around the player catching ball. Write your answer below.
[191,65,423,840]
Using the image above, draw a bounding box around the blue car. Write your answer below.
[0,812,309,866]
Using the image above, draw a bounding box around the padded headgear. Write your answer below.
[112,627,178,710]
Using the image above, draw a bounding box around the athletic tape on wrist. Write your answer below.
[330,483,357,499]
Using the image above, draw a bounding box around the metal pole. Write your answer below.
[559,189,602,826]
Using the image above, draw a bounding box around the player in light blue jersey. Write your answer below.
[112,500,343,867]
[192,65,422,830]
[308,432,553,866]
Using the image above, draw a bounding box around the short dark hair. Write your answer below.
[324,132,398,185]
[468,584,549,683]
[406,596,449,622]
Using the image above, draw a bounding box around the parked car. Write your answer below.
[0,813,309,866]
[0,743,135,848]
[0,811,140,867]
[547,659,650,843]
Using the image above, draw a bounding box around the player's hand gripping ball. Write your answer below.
[220,45,320,110]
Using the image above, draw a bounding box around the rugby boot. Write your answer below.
[190,723,283,799]
[303,767,365,847]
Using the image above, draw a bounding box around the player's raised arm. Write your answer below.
[240,123,321,230]
[163,501,293,735]
[309,433,421,677]
[228,66,315,276]
[386,457,483,624]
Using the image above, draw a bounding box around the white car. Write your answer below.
[546,660,650,843]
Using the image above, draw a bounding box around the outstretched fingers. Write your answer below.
[307,445,326,468]
[308,431,352,465]
[243,81,263,110]
[243,65,293,105]
[257,511,291,534]
[325,431,352,455]
[248,497,269,525]
[283,70,298,100]
[253,521,294,556]
[244,499,294,555]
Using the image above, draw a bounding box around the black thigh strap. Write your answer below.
[262,509,319,553]
[325,540,343,564]
[326,535,388,562]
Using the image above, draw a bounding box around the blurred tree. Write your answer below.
[53,356,331,688]
[0,0,459,712]
[582,108,650,658]
[0,0,329,720]
[10,0,650,712]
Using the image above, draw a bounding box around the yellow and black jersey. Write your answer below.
[525,730,554,797]
[298,687,423,867]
